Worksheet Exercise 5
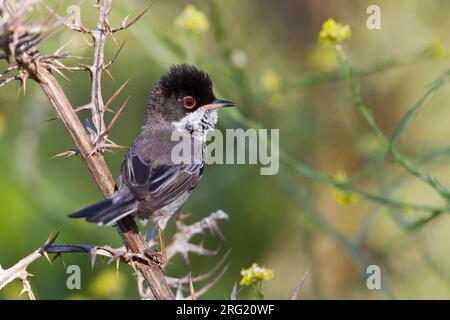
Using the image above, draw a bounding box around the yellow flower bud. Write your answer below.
[333,170,359,205]
[318,19,352,45]
[239,263,274,286]
[175,5,209,34]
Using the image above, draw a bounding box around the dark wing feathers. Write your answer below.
[84,198,137,225]
[69,196,137,226]
[122,151,204,209]
[69,198,113,218]
[129,154,151,186]
[147,163,204,209]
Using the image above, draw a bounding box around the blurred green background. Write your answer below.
[2,0,450,299]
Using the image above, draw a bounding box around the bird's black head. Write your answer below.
[146,64,234,123]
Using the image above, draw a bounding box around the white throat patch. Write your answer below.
[172,109,218,141]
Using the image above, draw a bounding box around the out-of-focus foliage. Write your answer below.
[2,0,450,299]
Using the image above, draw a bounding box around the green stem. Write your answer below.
[335,44,450,200]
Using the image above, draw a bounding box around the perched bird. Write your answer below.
[69,64,234,229]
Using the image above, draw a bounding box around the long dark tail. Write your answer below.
[69,196,138,226]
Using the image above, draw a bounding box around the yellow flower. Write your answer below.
[333,170,358,205]
[240,263,274,286]
[261,70,281,92]
[175,4,209,34]
[429,41,448,60]
[318,19,352,45]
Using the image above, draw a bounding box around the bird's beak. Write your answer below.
[200,99,235,111]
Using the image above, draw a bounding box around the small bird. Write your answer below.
[69,64,234,229]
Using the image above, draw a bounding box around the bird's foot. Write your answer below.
[142,223,168,268]
[144,249,166,270]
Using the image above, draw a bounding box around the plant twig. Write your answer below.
[291,267,310,300]
[142,211,230,300]
[335,44,450,200]
[0,0,173,299]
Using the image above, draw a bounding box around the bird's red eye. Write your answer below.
[183,96,196,109]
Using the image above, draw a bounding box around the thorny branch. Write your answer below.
[44,0,132,154]
[0,0,229,300]
[142,211,230,300]
[0,211,229,300]
[151,210,229,262]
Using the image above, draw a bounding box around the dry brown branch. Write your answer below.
[103,40,125,70]
[104,77,130,112]
[0,233,58,299]
[0,0,173,299]
[44,0,132,154]
[165,210,229,263]
[1,0,232,301]
[110,4,152,33]
[44,3,90,33]
[140,211,230,300]
[0,232,168,298]
[172,254,229,300]
[0,212,231,300]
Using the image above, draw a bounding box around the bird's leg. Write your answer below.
[145,222,158,242]
[158,225,167,266]
[142,222,167,269]
[115,224,127,247]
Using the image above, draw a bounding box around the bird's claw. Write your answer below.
[144,249,166,270]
